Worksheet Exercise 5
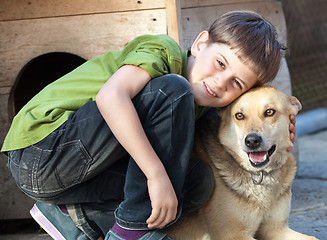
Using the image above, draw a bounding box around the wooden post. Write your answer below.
[165,0,182,45]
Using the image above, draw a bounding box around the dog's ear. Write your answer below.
[288,96,302,115]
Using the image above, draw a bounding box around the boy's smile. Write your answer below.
[187,31,258,108]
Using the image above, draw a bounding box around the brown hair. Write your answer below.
[208,11,286,86]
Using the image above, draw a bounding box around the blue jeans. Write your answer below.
[7,75,214,239]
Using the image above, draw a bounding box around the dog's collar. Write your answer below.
[233,157,268,185]
[251,171,264,185]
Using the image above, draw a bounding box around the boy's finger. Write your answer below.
[291,123,296,136]
[289,114,296,124]
[147,209,167,229]
[146,207,161,226]
[164,208,177,227]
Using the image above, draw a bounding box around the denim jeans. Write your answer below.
[7,74,214,239]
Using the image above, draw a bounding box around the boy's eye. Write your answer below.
[217,60,225,69]
[233,79,243,90]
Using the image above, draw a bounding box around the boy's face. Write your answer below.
[188,31,258,108]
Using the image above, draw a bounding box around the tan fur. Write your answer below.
[167,86,318,240]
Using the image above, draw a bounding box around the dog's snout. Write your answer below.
[245,134,262,149]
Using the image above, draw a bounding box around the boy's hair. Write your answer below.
[208,11,286,86]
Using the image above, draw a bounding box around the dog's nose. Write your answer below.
[245,134,262,149]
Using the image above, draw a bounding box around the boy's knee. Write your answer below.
[160,74,191,89]
[151,74,193,101]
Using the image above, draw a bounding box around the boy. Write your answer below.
[2,11,295,240]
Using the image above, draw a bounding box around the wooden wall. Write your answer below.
[0,0,171,219]
[179,0,287,49]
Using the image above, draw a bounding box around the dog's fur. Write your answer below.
[167,86,318,240]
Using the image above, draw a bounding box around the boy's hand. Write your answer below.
[146,173,178,229]
[288,114,296,151]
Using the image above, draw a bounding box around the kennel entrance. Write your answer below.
[13,52,86,113]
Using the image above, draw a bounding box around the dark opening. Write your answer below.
[13,52,86,113]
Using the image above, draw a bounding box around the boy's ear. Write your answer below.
[190,31,209,57]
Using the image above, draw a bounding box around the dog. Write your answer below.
[167,86,318,240]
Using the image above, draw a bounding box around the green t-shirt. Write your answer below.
[2,34,209,152]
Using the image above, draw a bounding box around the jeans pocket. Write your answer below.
[20,140,92,195]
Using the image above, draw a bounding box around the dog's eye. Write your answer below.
[265,109,276,117]
[235,112,244,120]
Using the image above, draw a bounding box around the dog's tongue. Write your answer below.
[249,151,268,163]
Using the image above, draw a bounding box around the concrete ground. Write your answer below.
[0,130,326,240]
[288,130,327,239]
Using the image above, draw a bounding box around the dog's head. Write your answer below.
[218,86,301,173]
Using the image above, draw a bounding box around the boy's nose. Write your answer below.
[213,74,229,91]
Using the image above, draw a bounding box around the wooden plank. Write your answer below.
[0,87,11,95]
[165,0,182,44]
[0,9,167,88]
[180,1,287,50]
[0,0,165,21]
[0,164,35,219]
[269,58,292,95]
[0,93,35,220]
[180,0,273,9]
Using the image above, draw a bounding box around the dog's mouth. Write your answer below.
[247,145,276,168]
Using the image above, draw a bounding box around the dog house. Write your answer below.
[0,0,292,219]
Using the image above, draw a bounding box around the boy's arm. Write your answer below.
[96,65,178,229]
